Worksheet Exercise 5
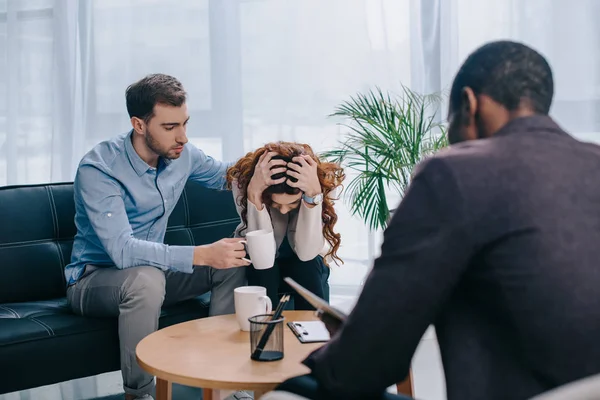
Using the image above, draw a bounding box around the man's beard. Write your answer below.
[145,128,178,160]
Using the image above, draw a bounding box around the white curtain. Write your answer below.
[1,0,599,298]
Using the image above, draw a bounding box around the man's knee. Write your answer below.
[122,266,166,307]
[213,266,247,288]
[209,267,247,316]
[277,375,319,399]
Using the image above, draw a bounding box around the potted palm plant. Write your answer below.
[322,86,448,230]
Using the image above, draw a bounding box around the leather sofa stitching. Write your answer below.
[0,305,18,318]
[0,181,72,191]
[0,238,72,248]
[0,218,239,248]
[182,187,190,226]
[30,317,55,336]
[165,218,240,231]
[55,242,66,269]
[185,228,194,246]
[29,318,52,336]
[46,186,60,239]
[47,187,67,268]
[0,324,118,348]
[0,239,55,248]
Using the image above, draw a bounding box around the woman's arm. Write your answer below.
[232,183,273,233]
[285,155,327,261]
[288,200,325,261]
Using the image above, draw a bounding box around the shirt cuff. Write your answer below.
[248,200,266,213]
[247,200,272,231]
[301,200,323,214]
[168,245,195,273]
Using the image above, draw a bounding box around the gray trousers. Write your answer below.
[66,265,246,397]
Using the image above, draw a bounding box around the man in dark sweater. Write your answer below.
[276,41,600,400]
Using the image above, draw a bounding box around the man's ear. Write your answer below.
[130,117,145,135]
[460,87,478,124]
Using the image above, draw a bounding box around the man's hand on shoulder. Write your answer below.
[193,238,250,269]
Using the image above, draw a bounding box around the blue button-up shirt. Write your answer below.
[65,131,229,286]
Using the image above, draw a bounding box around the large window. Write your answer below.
[451,0,600,140]
[91,0,213,151]
[0,0,54,184]
[1,0,599,297]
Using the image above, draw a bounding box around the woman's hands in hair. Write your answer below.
[286,155,322,198]
[247,151,287,209]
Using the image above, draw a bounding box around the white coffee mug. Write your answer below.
[234,286,273,331]
[241,229,276,270]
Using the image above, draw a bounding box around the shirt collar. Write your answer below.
[124,130,154,176]
[494,115,566,138]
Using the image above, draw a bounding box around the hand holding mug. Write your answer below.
[193,238,250,269]
[239,229,276,270]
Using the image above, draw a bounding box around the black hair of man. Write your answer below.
[450,40,554,115]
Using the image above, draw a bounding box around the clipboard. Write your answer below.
[283,277,348,323]
[287,320,331,343]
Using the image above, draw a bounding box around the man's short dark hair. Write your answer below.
[125,74,187,122]
[450,41,554,114]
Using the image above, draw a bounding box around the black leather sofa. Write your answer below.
[0,181,241,395]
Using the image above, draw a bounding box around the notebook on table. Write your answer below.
[287,320,331,343]
[283,277,348,343]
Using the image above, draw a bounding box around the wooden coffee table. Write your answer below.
[136,310,323,400]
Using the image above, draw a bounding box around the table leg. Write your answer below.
[156,378,172,400]
[203,388,214,400]
[396,368,414,396]
[254,389,268,399]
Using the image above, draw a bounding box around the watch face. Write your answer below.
[303,193,323,205]
[314,193,324,205]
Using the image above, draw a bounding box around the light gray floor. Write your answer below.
[0,376,205,400]
[0,295,447,400]
[412,328,446,400]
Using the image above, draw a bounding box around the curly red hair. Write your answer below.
[226,142,345,265]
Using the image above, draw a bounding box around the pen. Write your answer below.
[251,294,290,360]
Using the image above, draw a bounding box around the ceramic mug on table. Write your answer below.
[234,286,273,331]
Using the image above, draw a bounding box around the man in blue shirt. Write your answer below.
[65,74,250,400]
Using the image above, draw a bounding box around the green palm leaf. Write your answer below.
[322,85,448,230]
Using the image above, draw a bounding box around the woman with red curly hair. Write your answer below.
[226,142,344,310]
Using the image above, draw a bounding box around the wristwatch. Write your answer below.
[302,192,324,205]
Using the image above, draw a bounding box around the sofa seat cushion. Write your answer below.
[0,293,212,348]
[0,298,119,394]
[0,298,114,348]
[0,294,212,394]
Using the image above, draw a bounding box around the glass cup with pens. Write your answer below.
[248,294,290,361]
